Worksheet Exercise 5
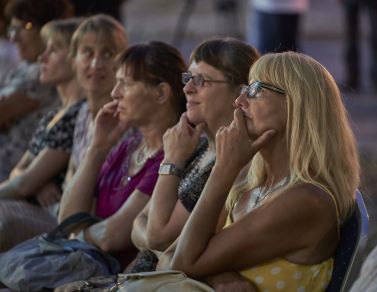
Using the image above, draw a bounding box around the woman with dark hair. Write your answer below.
[58,41,187,270]
[129,38,260,274]
[0,0,73,181]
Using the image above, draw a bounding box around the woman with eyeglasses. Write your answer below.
[0,0,73,182]
[170,52,360,291]
[129,38,260,277]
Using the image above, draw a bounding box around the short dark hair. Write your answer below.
[190,37,260,87]
[117,41,187,115]
[5,0,73,27]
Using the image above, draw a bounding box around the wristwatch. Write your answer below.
[158,163,183,178]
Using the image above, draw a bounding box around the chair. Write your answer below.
[326,190,369,292]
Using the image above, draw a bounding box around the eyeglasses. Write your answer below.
[182,72,228,87]
[7,21,34,40]
[240,81,285,99]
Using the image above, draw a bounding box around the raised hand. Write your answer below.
[162,112,205,168]
[215,108,276,175]
[90,100,129,151]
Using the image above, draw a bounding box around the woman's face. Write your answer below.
[9,17,44,62]
[39,36,73,85]
[74,32,118,99]
[235,80,287,140]
[183,61,237,128]
[112,66,159,127]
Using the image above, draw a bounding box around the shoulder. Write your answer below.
[270,183,338,228]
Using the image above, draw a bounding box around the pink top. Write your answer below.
[95,132,163,267]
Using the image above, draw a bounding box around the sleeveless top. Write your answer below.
[224,184,340,291]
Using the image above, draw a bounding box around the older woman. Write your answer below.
[0,0,73,181]
[130,38,259,273]
[0,18,85,251]
[59,41,187,271]
[170,52,360,291]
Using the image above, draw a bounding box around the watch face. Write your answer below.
[160,164,172,174]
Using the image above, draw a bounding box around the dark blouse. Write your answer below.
[127,136,215,273]
[28,100,84,188]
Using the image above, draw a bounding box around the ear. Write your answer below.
[154,82,171,104]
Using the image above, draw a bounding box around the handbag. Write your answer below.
[116,270,214,292]
[59,270,214,292]
[0,212,121,291]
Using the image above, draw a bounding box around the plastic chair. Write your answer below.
[326,190,369,292]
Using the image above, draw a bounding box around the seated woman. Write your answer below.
[129,38,260,272]
[58,41,187,270]
[0,18,84,251]
[60,14,128,186]
[168,52,360,291]
[0,0,73,181]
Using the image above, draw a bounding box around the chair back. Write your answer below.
[326,190,369,292]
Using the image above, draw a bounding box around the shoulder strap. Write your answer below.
[45,212,102,240]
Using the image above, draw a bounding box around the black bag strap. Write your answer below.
[45,212,102,240]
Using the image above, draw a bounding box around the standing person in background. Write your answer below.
[340,0,377,92]
[0,0,20,87]
[0,0,73,181]
[247,0,309,53]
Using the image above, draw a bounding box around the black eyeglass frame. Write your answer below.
[181,71,228,87]
[241,81,285,99]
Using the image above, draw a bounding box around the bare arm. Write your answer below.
[9,151,35,178]
[59,100,128,222]
[146,113,204,251]
[0,148,69,200]
[171,110,336,278]
[83,189,150,252]
[131,202,151,251]
[0,92,40,127]
[59,145,108,221]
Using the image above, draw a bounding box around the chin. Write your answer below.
[186,111,204,126]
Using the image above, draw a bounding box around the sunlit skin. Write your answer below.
[74,32,118,100]
[9,18,44,62]
[39,36,73,85]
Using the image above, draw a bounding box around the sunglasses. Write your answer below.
[182,72,228,87]
[240,81,285,99]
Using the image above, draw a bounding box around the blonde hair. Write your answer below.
[70,14,128,59]
[41,18,83,50]
[227,52,360,223]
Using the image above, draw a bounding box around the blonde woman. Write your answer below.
[0,18,84,251]
[171,52,360,291]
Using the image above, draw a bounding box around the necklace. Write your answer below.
[120,137,159,187]
[254,176,290,207]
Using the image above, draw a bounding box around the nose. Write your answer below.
[183,79,196,95]
[235,91,248,108]
[90,57,104,69]
[111,82,121,100]
[38,50,48,63]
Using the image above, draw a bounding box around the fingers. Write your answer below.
[233,108,247,133]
